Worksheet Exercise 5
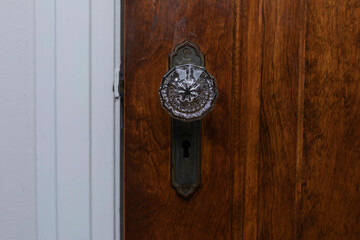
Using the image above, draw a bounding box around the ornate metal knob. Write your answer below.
[159,64,218,121]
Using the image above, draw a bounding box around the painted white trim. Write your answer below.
[90,0,116,238]
[114,0,122,239]
[56,0,91,238]
[36,0,57,239]
[36,0,118,239]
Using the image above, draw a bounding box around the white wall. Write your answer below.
[0,0,119,239]
[0,0,37,240]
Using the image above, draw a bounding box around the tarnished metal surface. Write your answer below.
[169,40,204,68]
[171,119,201,199]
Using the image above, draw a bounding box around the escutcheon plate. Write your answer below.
[160,40,217,199]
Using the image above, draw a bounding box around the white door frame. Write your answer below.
[36,0,121,239]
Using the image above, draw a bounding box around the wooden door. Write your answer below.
[124,0,360,239]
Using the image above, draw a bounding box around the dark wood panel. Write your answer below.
[258,0,306,239]
[125,0,233,239]
[301,0,360,239]
[125,0,360,239]
[231,0,262,239]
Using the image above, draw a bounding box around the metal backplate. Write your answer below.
[170,41,203,199]
[171,119,201,199]
[169,40,204,68]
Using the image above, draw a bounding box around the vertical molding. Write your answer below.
[90,0,115,239]
[37,0,117,239]
[295,0,306,239]
[36,0,57,239]
[230,0,242,238]
[114,0,122,239]
[56,0,91,239]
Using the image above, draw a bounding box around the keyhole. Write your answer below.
[182,140,191,158]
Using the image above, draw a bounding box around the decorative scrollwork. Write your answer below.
[159,64,217,121]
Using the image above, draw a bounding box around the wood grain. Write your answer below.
[231,0,306,239]
[125,0,360,239]
[231,0,262,239]
[301,0,360,239]
[258,0,306,239]
[125,0,233,239]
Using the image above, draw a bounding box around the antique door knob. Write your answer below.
[159,64,218,122]
[158,41,218,199]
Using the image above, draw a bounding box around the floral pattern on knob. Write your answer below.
[159,64,217,121]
